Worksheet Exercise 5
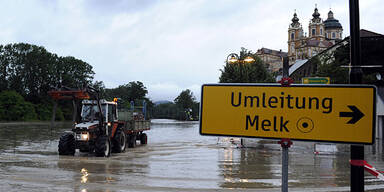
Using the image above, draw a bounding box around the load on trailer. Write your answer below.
[48,86,150,157]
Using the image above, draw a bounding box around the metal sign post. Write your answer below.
[349,0,364,191]
[279,57,292,192]
[279,138,292,192]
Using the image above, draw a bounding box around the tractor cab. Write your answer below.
[80,99,118,123]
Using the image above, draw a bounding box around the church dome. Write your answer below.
[324,10,342,29]
[312,8,320,18]
[292,12,299,23]
[311,7,321,23]
[290,12,300,28]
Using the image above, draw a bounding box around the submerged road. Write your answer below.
[0,120,384,191]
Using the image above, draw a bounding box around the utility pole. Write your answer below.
[349,0,364,191]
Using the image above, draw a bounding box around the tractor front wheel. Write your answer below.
[58,133,75,155]
[95,135,111,157]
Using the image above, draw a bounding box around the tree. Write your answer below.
[174,89,195,110]
[55,56,95,88]
[105,81,148,106]
[219,48,274,83]
[152,102,180,119]
[0,91,37,121]
[126,81,148,102]
[0,43,95,102]
[315,40,379,84]
[91,80,106,98]
[316,44,349,84]
[173,89,199,120]
[0,43,96,121]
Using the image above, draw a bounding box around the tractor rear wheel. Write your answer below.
[95,135,111,157]
[112,130,126,153]
[58,133,75,155]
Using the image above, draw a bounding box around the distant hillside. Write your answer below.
[154,100,173,105]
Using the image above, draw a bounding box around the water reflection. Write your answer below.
[1,121,384,191]
[219,140,282,188]
[217,139,384,189]
[0,122,68,153]
[81,168,89,183]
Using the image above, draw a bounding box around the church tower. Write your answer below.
[288,11,303,62]
[324,9,343,43]
[308,6,325,41]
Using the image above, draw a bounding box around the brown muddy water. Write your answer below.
[1,120,384,192]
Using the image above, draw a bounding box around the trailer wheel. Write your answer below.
[112,130,126,153]
[128,135,136,148]
[140,133,147,145]
[58,133,75,155]
[95,135,111,157]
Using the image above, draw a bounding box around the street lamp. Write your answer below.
[225,51,255,148]
[227,53,239,63]
[244,56,255,63]
[226,53,255,64]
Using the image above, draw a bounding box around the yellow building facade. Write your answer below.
[288,7,343,63]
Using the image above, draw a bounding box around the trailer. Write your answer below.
[48,87,150,157]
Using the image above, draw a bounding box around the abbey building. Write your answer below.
[255,6,343,72]
[288,7,343,63]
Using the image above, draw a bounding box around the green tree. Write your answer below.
[90,80,106,98]
[219,48,274,83]
[0,91,37,121]
[174,89,199,120]
[174,89,195,110]
[105,81,148,107]
[35,103,64,121]
[315,41,378,84]
[0,43,95,100]
[152,102,180,119]
[55,56,95,88]
[316,45,349,84]
[0,43,96,121]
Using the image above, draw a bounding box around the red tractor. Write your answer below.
[48,86,150,157]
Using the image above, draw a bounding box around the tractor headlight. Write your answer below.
[76,132,89,141]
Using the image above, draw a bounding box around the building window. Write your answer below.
[312,28,316,36]
[291,32,295,40]
[320,28,323,35]
[332,32,336,38]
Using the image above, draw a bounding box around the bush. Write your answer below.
[0,91,38,121]
[35,103,64,121]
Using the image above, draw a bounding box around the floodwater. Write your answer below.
[1,120,384,192]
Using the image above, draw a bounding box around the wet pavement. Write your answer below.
[1,120,384,191]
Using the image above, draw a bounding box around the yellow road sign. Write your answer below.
[200,84,376,144]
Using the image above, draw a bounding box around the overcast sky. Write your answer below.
[0,0,383,102]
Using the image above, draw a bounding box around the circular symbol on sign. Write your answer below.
[296,117,314,133]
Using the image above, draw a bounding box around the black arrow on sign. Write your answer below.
[339,105,364,124]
